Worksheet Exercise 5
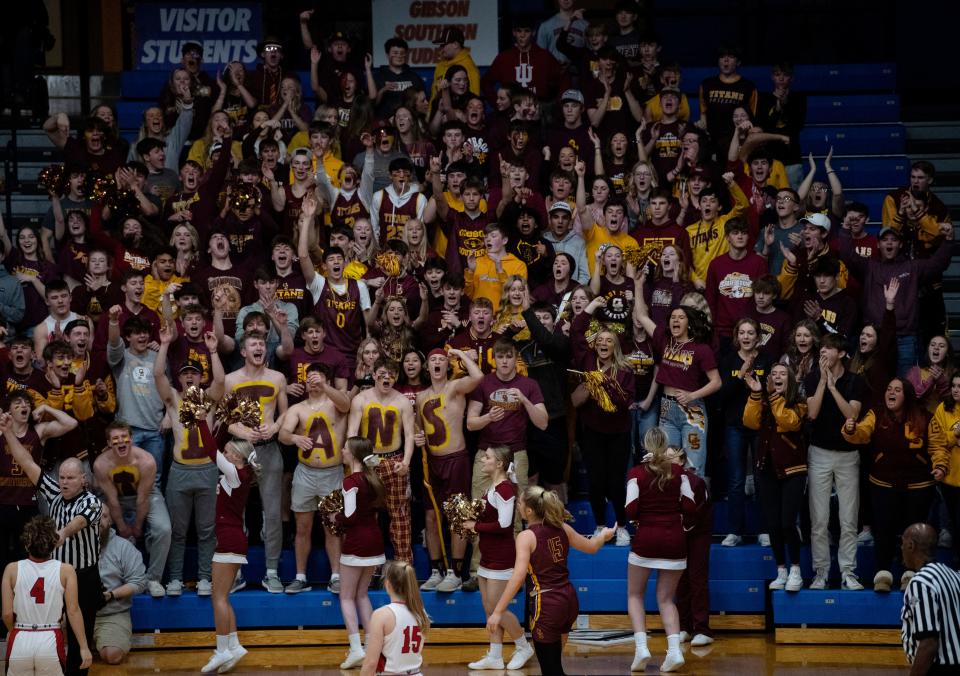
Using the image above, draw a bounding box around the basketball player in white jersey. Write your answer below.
[2,515,92,676]
[361,560,429,676]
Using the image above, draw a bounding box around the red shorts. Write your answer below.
[529,583,579,643]
[426,449,471,505]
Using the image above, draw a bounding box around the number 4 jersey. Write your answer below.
[14,559,64,626]
[377,602,423,675]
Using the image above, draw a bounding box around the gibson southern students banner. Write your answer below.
[134,3,263,69]
[371,0,498,67]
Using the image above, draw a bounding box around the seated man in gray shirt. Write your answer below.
[96,509,147,664]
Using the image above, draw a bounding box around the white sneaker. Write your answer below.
[147,580,165,598]
[842,572,864,591]
[339,648,365,669]
[197,579,212,596]
[201,650,233,673]
[744,474,755,496]
[467,653,505,670]
[165,579,183,597]
[631,647,651,671]
[769,568,788,590]
[436,570,462,593]
[901,570,915,591]
[507,643,535,670]
[420,569,443,591]
[721,533,742,547]
[592,525,605,538]
[785,567,804,592]
[857,528,874,545]
[757,533,771,547]
[809,570,828,590]
[677,631,691,643]
[873,570,893,593]
[218,645,247,673]
[660,650,685,672]
[691,634,714,647]
[615,526,631,547]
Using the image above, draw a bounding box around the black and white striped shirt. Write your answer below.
[37,473,102,571]
[902,561,960,667]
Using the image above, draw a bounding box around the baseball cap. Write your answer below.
[259,36,283,52]
[660,86,681,99]
[434,26,465,46]
[800,212,831,233]
[878,226,902,240]
[561,89,585,105]
[326,31,350,47]
[549,201,573,215]
[208,141,223,157]
[179,359,203,375]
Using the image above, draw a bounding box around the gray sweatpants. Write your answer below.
[164,461,218,582]
[119,489,172,583]
[255,440,283,570]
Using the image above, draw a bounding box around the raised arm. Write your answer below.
[298,192,320,284]
[564,521,615,554]
[0,418,41,485]
[633,270,656,336]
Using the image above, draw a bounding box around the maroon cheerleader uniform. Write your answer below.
[215,464,253,557]
[526,523,579,643]
[336,472,386,566]
[625,463,697,568]
[475,481,517,579]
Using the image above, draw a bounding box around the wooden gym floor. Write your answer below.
[87,634,910,674]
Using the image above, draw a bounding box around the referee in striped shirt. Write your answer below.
[1,415,103,676]
[900,523,960,675]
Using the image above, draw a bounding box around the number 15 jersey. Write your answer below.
[377,602,423,675]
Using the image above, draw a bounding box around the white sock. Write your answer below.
[790,564,801,573]
[296,573,307,582]
[266,568,278,578]
[227,632,240,649]
[489,642,503,659]
[514,635,529,650]
[330,573,340,581]
[667,633,681,653]
[446,568,455,576]
[348,633,362,652]
[634,631,648,649]
[216,635,229,652]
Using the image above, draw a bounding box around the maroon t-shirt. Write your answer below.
[56,240,92,283]
[532,279,577,308]
[470,372,544,451]
[286,346,351,403]
[641,119,685,183]
[443,209,494,275]
[652,326,717,393]
[704,251,769,338]
[169,337,214,387]
[645,278,692,329]
[630,221,692,262]
[276,269,310,319]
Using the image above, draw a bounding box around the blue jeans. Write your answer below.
[724,423,756,535]
[659,396,708,477]
[631,399,661,462]
[132,428,166,485]
[896,334,918,377]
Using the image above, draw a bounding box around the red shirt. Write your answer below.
[652,326,717,393]
[704,251,769,337]
[337,472,384,559]
[469,372,544,451]
[215,465,253,555]
[475,480,517,572]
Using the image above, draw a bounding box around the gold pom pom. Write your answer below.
[375,251,403,277]
[569,369,627,413]
[623,241,664,268]
[442,493,485,542]
[178,386,213,428]
[37,164,66,195]
[90,174,117,203]
[317,490,346,536]
[229,181,262,211]
[215,391,262,429]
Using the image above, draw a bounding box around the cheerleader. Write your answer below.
[463,447,534,671]
[626,428,697,673]
[360,561,430,676]
[331,437,387,670]
[203,438,257,674]
[488,487,615,676]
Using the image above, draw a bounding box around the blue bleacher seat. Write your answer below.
[799,124,906,156]
[805,95,901,124]
[814,156,910,189]
[677,64,895,95]
[772,589,902,627]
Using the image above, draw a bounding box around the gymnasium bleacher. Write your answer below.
[5,58,959,650]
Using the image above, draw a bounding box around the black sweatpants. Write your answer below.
[579,426,629,527]
[756,468,806,567]
[871,484,935,572]
[66,565,103,676]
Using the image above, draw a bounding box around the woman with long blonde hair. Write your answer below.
[360,560,430,676]
[625,428,697,672]
[488,486,614,676]
[493,276,530,340]
[463,447,534,671]
[169,223,200,277]
[625,160,658,229]
[571,295,636,547]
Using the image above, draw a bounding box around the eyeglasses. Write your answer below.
[264,45,282,53]
[776,196,796,204]
[811,186,828,193]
